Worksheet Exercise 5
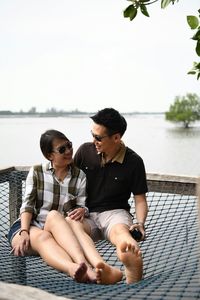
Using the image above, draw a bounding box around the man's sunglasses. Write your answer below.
[53,141,73,154]
[91,131,109,142]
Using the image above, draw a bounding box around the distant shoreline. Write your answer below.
[0,111,165,118]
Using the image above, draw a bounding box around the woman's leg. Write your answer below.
[43,211,96,281]
[66,217,123,284]
[29,226,95,283]
[11,226,91,283]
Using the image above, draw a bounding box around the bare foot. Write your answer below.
[73,263,97,283]
[117,241,143,284]
[73,262,87,283]
[96,262,123,285]
[86,265,97,283]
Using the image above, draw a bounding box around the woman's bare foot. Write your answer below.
[73,262,88,283]
[117,241,143,284]
[86,265,97,283]
[95,262,123,285]
[72,263,97,283]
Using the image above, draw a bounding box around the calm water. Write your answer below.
[0,114,200,177]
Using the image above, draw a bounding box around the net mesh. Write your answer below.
[0,169,199,299]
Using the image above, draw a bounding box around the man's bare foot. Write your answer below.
[95,262,123,285]
[117,241,143,284]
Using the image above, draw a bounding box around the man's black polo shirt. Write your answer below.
[74,142,148,213]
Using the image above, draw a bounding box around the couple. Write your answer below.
[8,108,148,285]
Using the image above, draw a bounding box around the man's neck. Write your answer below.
[103,144,122,162]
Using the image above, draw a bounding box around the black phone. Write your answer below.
[130,229,142,242]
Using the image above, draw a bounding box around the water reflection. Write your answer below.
[167,126,200,138]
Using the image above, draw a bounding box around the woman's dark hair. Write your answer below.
[90,108,127,137]
[40,129,68,159]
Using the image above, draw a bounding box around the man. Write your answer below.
[74,108,148,284]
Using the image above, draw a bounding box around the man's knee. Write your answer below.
[108,223,130,243]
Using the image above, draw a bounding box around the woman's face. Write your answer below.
[48,138,73,168]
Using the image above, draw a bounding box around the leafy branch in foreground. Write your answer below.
[187,10,200,80]
[123,1,200,80]
[123,0,179,21]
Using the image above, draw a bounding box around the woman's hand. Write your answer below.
[67,207,86,221]
[12,231,30,256]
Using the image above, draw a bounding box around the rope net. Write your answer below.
[0,169,199,299]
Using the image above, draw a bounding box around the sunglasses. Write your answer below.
[91,131,109,142]
[53,141,73,154]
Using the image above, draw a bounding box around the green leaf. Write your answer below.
[187,16,199,29]
[188,71,196,75]
[196,41,200,56]
[140,4,149,17]
[192,29,200,41]
[139,0,151,2]
[124,5,137,21]
[161,0,173,9]
[129,7,137,20]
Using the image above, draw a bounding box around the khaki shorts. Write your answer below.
[85,209,133,242]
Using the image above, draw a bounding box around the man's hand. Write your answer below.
[129,223,146,241]
[67,207,86,221]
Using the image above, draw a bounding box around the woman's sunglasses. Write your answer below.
[53,141,73,154]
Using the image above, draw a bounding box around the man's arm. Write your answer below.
[134,194,148,225]
[130,194,148,240]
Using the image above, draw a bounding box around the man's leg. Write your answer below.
[108,223,143,284]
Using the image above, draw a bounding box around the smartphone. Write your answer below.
[130,229,142,242]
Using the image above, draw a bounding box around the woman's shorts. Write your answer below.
[7,219,21,244]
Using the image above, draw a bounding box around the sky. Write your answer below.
[0,0,199,113]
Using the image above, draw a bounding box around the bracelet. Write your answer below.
[19,229,29,235]
[84,207,89,217]
[137,222,144,227]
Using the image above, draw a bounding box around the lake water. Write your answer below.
[0,114,200,177]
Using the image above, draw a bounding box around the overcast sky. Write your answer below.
[0,0,199,113]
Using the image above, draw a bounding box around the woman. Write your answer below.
[7,129,123,284]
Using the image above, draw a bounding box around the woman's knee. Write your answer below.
[65,217,84,230]
[35,230,53,243]
[45,210,62,225]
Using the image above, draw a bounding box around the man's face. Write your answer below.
[91,123,117,154]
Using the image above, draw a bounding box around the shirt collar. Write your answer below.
[100,141,126,165]
[46,161,72,174]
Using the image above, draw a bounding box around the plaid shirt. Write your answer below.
[20,162,87,228]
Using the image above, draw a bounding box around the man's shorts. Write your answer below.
[85,209,133,242]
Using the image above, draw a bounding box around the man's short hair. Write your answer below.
[90,108,127,137]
